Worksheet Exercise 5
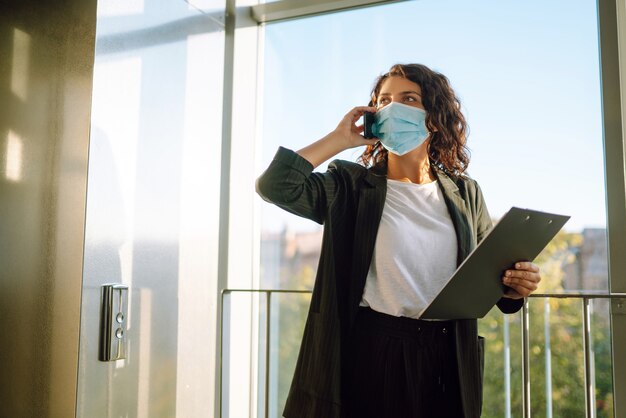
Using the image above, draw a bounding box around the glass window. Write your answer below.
[257,0,608,416]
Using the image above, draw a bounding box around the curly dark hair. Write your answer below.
[358,63,470,176]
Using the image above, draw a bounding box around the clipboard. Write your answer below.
[420,207,570,320]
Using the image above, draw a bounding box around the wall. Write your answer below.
[0,0,97,416]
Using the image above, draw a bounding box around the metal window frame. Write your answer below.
[217,0,626,416]
[597,0,626,416]
[216,1,263,417]
[216,1,238,417]
[250,0,414,24]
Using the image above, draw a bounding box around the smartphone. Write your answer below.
[363,111,376,139]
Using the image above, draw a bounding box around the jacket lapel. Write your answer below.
[348,169,387,325]
[433,168,473,266]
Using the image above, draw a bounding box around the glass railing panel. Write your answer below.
[479,307,523,418]
[529,297,586,417]
[591,298,614,418]
[263,291,311,418]
[221,291,255,418]
[223,290,620,418]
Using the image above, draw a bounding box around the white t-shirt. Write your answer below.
[359,179,458,319]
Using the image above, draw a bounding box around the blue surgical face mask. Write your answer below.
[372,102,430,156]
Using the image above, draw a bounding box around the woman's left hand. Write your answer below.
[502,261,541,299]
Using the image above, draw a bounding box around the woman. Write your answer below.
[256,63,541,418]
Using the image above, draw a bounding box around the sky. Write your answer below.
[259,0,605,233]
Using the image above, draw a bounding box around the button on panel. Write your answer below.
[99,284,129,362]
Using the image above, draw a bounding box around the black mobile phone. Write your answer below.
[363,112,376,139]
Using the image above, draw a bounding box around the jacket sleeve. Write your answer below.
[256,146,342,225]
[474,180,524,314]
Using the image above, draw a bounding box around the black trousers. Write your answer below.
[347,307,464,418]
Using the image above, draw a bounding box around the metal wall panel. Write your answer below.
[0,1,97,417]
[76,1,226,417]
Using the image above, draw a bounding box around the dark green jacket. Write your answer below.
[256,147,523,418]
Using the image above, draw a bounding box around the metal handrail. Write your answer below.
[530,292,626,299]
[220,289,626,418]
[523,292,626,418]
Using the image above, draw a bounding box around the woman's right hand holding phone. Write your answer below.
[333,106,379,149]
[297,106,378,169]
